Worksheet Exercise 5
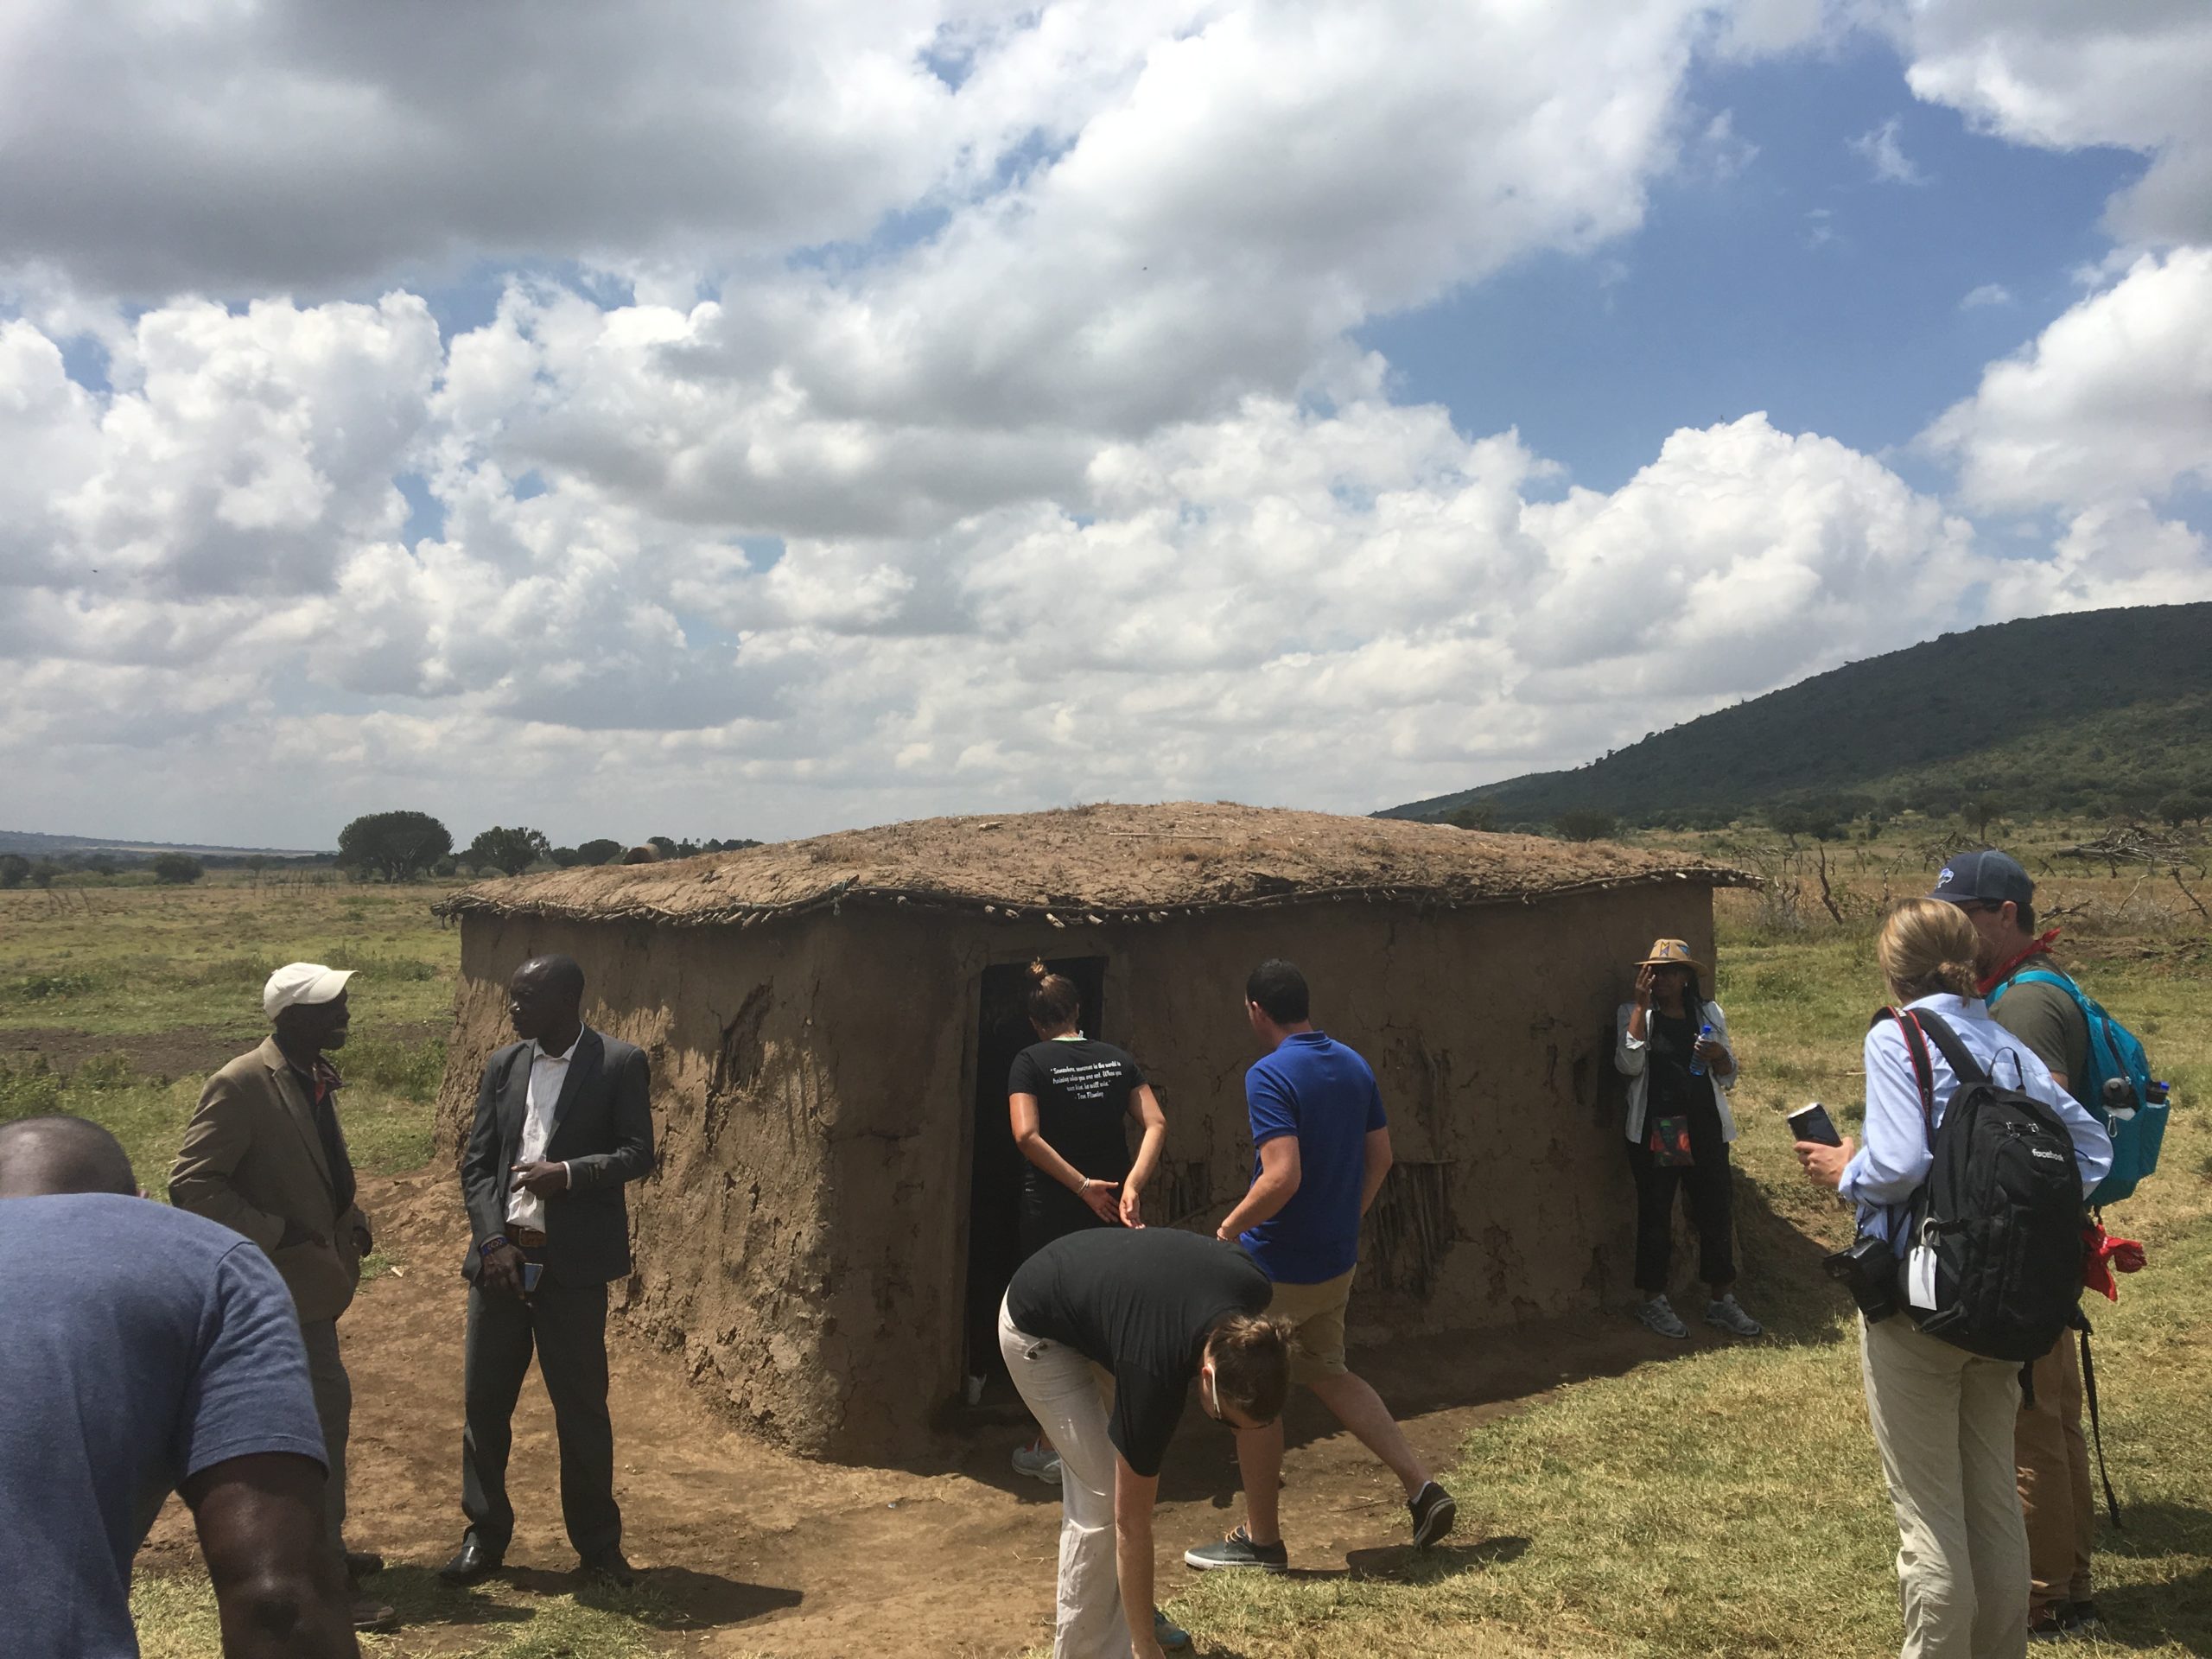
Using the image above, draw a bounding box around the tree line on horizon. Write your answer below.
[334,810,760,881]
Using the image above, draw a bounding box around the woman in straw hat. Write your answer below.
[1613,939,1763,1339]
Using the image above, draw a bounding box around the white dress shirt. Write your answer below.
[505,1030,582,1231]
[1840,993,2111,1244]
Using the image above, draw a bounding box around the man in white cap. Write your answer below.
[171,963,393,1633]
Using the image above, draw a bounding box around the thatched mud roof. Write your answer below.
[433,803,1754,931]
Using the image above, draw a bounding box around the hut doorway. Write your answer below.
[961,954,1108,1398]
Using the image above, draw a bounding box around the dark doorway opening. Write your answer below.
[962,955,1107,1400]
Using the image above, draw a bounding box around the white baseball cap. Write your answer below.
[264,963,355,1020]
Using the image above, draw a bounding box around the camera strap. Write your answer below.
[1880,1007,1942,1143]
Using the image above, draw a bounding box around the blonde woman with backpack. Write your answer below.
[1797,899,2109,1659]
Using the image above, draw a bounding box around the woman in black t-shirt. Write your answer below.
[1001,1229,1290,1659]
[1007,960,1168,1484]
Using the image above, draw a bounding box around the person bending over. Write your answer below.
[1612,938,1762,1340]
[0,1115,358,1659]
[1008,959,1169,1485]
[1002,1227,1291,1659]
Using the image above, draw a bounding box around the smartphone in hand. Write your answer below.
[521,1262,543,1295]
[1789,1102,1842,1147]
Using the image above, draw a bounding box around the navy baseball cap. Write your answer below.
[1929,849,2034,908]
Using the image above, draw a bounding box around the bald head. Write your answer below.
[0,1116,137,1198]
[515,954,585,1002]
[507,953,586,1047]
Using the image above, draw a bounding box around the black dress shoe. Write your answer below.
[344,1549,385,1580]
[437,1536,504,1585]
[578,1550,637,1588]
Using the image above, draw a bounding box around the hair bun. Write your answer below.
[1027,958,1050,980]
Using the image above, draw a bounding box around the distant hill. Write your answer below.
[0,829,328,859]
[1381,603,2212,829]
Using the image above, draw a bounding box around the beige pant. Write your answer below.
[1861,1315,2029,1659]
[2017,1331,2094,1617]
[1000,1297,1132,1659]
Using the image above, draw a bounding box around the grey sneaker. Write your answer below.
[1154,1608,1192,1650]
[1184,1526,1288,1572]
[1634,1295,1688,1339]
[1706,1294,1764,1338]
[1010,1442,1062,1484]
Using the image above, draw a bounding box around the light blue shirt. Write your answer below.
[1840,993,2112,1243]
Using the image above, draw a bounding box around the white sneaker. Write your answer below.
[1706,1294,1764,1338]
[1634,1295,1688,1339]
[1010,1443,1062,1484]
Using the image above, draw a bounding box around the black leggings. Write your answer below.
[1625,1138,1737,1294]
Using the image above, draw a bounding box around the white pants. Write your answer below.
[1861,1314,2030,1659]
[999,1296,1133,1659]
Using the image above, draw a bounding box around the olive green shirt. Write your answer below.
[1988,971,2090,1092]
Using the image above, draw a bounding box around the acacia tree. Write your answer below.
[467,825,551,876]
[337,810,454,883]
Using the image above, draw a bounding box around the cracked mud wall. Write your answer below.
[438,883,1713,1463]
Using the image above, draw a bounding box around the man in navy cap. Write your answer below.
[1931,848,2100,1641]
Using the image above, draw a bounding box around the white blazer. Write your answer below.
[1613,998,1738,1146]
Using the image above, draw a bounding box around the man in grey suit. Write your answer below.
[438,954,654,1588]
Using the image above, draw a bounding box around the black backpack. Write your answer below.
[1879,1006,2088,1363]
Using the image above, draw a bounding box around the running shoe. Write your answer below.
[1183,1526,1288,1572]
[1634,1295,1688,1339]
[1409,1480,1457,1549]
[1009,1443,1062,1484]
[1705,1294,1764,1338]
[1154,1608,1192,1650]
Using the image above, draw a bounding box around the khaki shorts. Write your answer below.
[1267,1268,1355,1386]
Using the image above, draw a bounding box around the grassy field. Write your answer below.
[3,830,2207,1658]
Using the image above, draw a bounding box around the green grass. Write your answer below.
[132,1570,667,1659]
[0,882,460,1036]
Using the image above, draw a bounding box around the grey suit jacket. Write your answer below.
[170,1037,368,1323]
[461,1027,654,1286]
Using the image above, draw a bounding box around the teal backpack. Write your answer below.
[1987,967,2169,1207]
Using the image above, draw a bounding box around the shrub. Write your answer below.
[150,852,204,885]
[0,853,29,888]
[1554,809,1618,842]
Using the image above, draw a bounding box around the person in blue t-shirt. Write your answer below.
[0,1113,356,1659]
[1184,960,1456,1572]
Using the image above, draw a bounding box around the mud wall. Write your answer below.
[433,908,975,1460]
[436,883,1713,1463]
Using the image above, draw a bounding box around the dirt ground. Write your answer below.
[140,1168,1710,1656]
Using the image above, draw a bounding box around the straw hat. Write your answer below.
[1635,938,1705,974]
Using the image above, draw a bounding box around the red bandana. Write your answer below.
[1978,929,2062,998]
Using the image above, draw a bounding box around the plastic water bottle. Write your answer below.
[1688,1023,1714,1077]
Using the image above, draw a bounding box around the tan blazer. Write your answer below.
[170,1037,368,1323]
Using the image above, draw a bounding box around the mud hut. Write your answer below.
[433,802,1753,1461]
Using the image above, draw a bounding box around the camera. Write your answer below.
[1824,1234,1901,1322]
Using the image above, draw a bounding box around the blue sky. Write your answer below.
[1,3,2207,848]
[1364,39,2148,496]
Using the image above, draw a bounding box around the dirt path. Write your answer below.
[146,1168,1705,1656]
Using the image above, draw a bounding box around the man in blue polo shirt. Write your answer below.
[1185,959,1455,1570]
